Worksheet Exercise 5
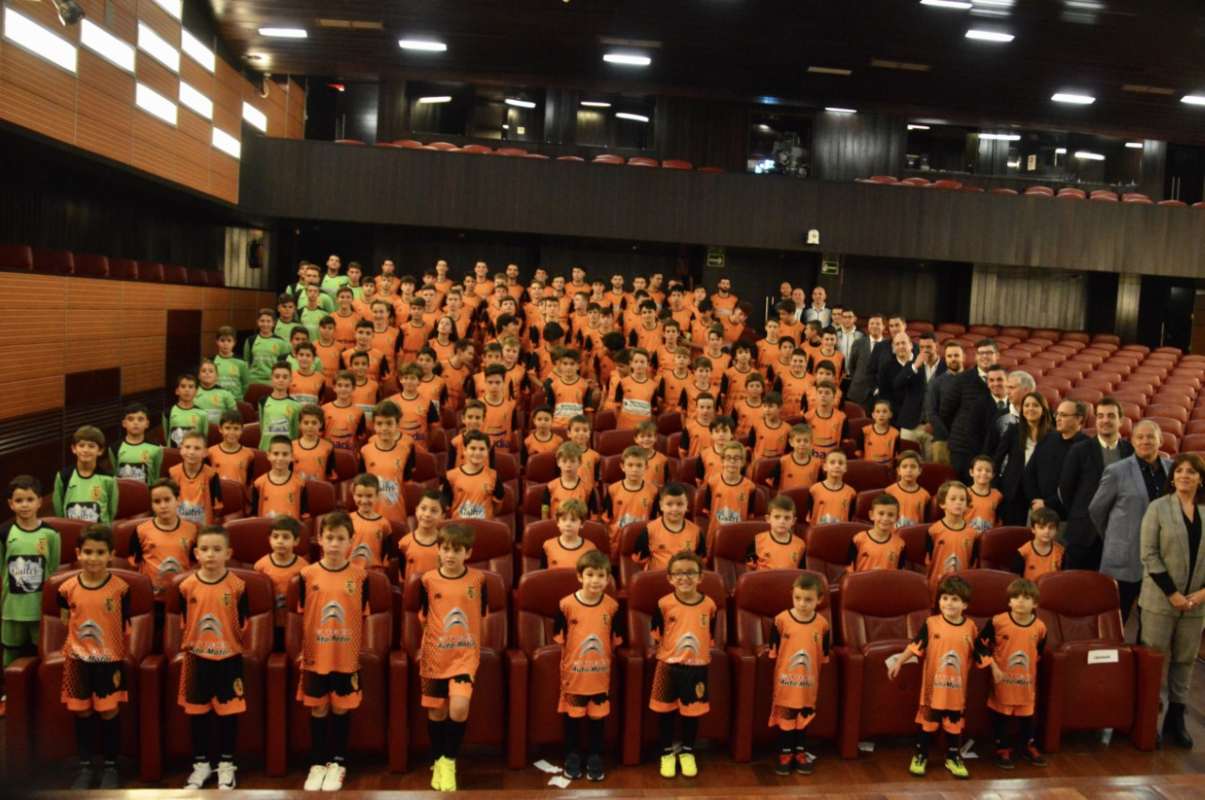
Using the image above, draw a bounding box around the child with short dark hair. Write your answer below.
[292,405,334,482]
[633,484,703,570]
[767,424,822,493]
[555,549,622,781]
[251,436,308,519]
[197,360,239,429]
[980,578,1048,769]
[54,426,118,524]
[808,450,855,526]
[748,391,790,467]
[861,399,899,465]
[112,403,163,483]
[767,573,830,775]
[603,446,661,557]
[633,420,670,487]
[1013,507,1064,580]
[348,473,395,568]
[245,309,289,386]
[523,405,564,467]
[359,401,415,528]
[252,515,307,651]
[165,373,210,448]
[926,481,977,596]
[849,494,907,572]
[208,410,255,487]
[746,495,805,570]
[171,431,223,526]
[323,371,366,453]
[543,499,598,569]
[886,452,930,528]
[399,489,446,580]
[3,476,61,667]
[214,326,250,399]
[802,379,846,455]
[442,431,505,521]
[700,442,758,552]
[258,363,301,451]
[567,415,602,492]
[967,455,1003,534]
[130,479,198,604]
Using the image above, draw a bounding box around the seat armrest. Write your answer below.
[139,654,165,781]
[836,648,864,759]
[3,656,39,776]
[387,651,409,773]
[264,653,289,776]
[617,647,646,765]
[505,649,529,769]
[1131,645,1165,751]
[727,645,757,762]
[1040,649,1069,753]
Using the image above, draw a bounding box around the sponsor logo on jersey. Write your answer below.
[320,601,346,625]
[198,613,224,636]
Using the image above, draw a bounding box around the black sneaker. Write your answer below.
[795,751,814,775]
[563,752,583,780]
[993,748,1015,770]
[99,764,121,789]
[71,765,95,790]
[774,752,793,775]
[586,754,605,781]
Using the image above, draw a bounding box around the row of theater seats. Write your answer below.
[5,565,1161,781]
[0,243,223,285]
[859,176,1205,207]
[334,138,724,172]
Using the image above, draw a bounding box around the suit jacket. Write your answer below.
[887,359,938,429]
[836,327,864,364]
[992,422,1034,525]
[847,336,885,405]
[1023,431,1086,516]
[803,306,832,328]
[939,369,995,455]
[924,369,958,438]
[1139,493,1205,618]
[1090,455,1173,582]
[1059,437,1135,548]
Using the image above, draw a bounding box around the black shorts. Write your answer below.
[420,674,474,708]
[650,662,709,714]
[62,658,126,712]
[300,670,360,700]
[179,653,246,715]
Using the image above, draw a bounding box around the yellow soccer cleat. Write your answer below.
[908,753,927,776]
[678,751,698,778]
[659,753,677,778]
[444,758,458,792]
[944,755,969,779]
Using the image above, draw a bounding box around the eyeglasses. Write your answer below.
[669,571,701,578]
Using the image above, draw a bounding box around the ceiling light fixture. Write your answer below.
[921,0,973,8]
[1074,150,1105,161]
[3,7,77,73]
[1051,92,1095,104]
[417,95,452,104]
[979,132,1021,141]
[212,127,241,159]
[505,98,536,108]
[808,66,852,76]
[135,83,177,126]
[825,107,857,114]
[138,21,179,72]
[242,101,268,132]
[179,81,213,119]
[603,52,651,66]
[580,101,611,108]
[259,27,308,38]
[965,29,1014,42]
[80,19,135,72]
[907,124,931,130]
[181,29,216,72]
[1125,141,1144,149]
[1055,147,1067,155]
[399,38,447,51]
[1181,95,1205,106]
[615,112,649,122]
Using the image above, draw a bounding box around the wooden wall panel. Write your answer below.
[1,377,64,419]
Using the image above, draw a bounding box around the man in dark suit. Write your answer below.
[876,332,914,417]
[1059,396,1134,571]
[1024,398,1088,519]
[939,339,1002,482]
[846,313,886,406]
[925,339,964,465]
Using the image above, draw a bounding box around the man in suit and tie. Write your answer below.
[986,370,1036,456]
[939,338,1002,482]
[924,339,964,465]
[835,308,863,374]
[891,332,943,458]
[847,313,887,406]
[1060,396,1134,571]
[1089,419,1171,625]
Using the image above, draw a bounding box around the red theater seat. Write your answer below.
[109,257,138,279]
[628,157,658,167]
[0,243,33,271]
[462,144,492,154]
[556,155,586,162]
[593,154,625,165]
[518,519,611,575]
[75,253,110,277]
[41,517,87,563]
[137,261,164,282]
[696,166,724,173]
[116,478,151,520]
[867,175,898,184]
[32,247,74,275]
[842,460,892,493]
[978,526,1034,571]
[1035,571,1161,752]
[712,521,772,593]
[4,569,156,779]
[729,569,839,762]
[662,159,693,170]
[163,264,188,283]
[805,523,862,585]
[991,187,1018,195]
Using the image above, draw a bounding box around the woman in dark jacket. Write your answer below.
[993,391,1052,525]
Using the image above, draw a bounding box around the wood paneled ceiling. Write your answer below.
[208,0,1205,143]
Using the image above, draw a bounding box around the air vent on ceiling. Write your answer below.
[1121,84,1175,96]
[317,19,384,30]
[870,58,931,72]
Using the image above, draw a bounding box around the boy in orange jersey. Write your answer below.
[808,450,855,526]
[480,364,519,452]
[634,420,670,487]
[732,372,766,439]
[447,401,486,470]
[420,524,488,792]
[886,452,931,528]
[848,494,908,572]
[773,350,810,421]
[803,380,846,456]
[179,526,248,790]
[348,474,397,568]
[253,515,307,651]
[347,352,380,422]
[1011,507,1064,581]
[399,490,446,581]
[694,416,736,482]
[387,364,441,450]
[130,480,198,618]
[323,371,367,453]
[603,446,661,557]
[251,436,308,519]
[659,347,693,413]
[765,424,823,493]
[522,405,564,467]
[400,297,434,361]
[861,399,900,465]
[812,327,844,383]
[359,400,415,527]
[766,573,830,775]
[926,481,977,596]
[888,576,991,779]
[632,483,704,571]
[297,512,370,792]
[766,337,796,387]
[803,361,844,412]
[415,348,448,409]
[745,495,805,570]
[60,525,130,789]
[314,317,343,388]
[545,349,594,429]
[293,405,335,482]
[170,432,222,526]
[208,410,255,488]
[650,550,716,779]
[342,320,389,383]
[543,499,599,570]
[627,299,662,353]
[755,317,784,371]
[542,442,596,521]
[614,348,661,430]
[679,392,717,458]
[368,300,400,376]
[289,343,325,406]
[721,341,756,415]
[555,549,622,781]
[442,339,475,410]
[979,578,1048,769]
[442,431,505,520]
[567,415,602,492]
[681,357,720,416]
[699,442,759,553]
[967,455,1003,534]
[748,391,791,466]
[331,287,362,349]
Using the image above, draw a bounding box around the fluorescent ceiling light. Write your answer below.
[603,53,651,66]
[80,19,134,73]
[907,124,931,130]
[179,81,213,120]
[242,101,268,132]
[399,39,447,51]
[3,7,77,73]
[181,29,215,72]
[152,0,182,20]
[825,107,857,114]
[505,98,536,108]
[1122,84,1175,96]
[417,95,452,104]
[965,29,1014,42]
[979,132,1020,141]
[135,83,177,125]
[1125,141,1144,149]
[1074,150,1105,161]
[615,112,649,122]
[1006,160,1021,168]
[212,127,241,159]
[1181,95,1205,106]
[920,0,973,7]
[1051,92,1095,104]
[580,101,611,108]
[259,27,307,39]
[138,21,179,72]
[1055,147,1067,155]
[808,66,852,76]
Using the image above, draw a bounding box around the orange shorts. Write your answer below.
[62,658,127,714]
[178,653,246,716]
[987,699,1035,717]
[297,669,363,711]
[559,691,610,719]
[421,673,474,709]
[768,705,816,731]
[916,705,964,734]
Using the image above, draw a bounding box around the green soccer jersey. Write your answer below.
[214,354,250,400]
[299,306,329,342]
[258,395,301,449]
[111,439,164,483]
[0,521,61,623]
[195,385,238,427]
[163,404,209,448]
[53,468,118,524]
[244,333,290,385]
[275,319,304,342]
[321,274,349,298]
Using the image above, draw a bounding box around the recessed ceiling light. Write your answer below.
[825,107,857,114]
[259,27,308,38]
[417,96,452,104]
[580,101,611,108]
[808,66,852,76]
[505,98,536,108]
[1125,141,1144,149]
[615,112,650,122]
[1055,147,1067,155]
[1181,95,1205,106]
[979,133,1021,141]
[399,38,447,51]
[907,124,931,130]
[1074,151,1105,161]
[603,52,651,66]
[1051,92,1095,104]
[921,0,973,8]
[965,29,1014,42]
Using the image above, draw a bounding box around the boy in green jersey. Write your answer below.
[196,360,239,428]
[53,426,118,524]
[111,403,163,483]
[259,363,301,450]
[2,475,61,666]
[164,373,210,448]
[213,326,250,400]
[345,261,365,300]
[244,309,290,386]
[320,253,348,298]
[300,284,332,341]
[275,294,304,342]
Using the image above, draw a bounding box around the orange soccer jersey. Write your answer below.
[292,438,334,482]
[967,487,1003,534]
[359,435,414,525]
[705,475,758,533]
[542,536,598,570]
[254,553,308,627]
[926,520,979,594]
[546,375,591,427]
[419,567,487,681]
[1016,540,1064,582]
[777,371,809,419]
[444,465,503,520]
[170,463,221,527]
[861,425,899,464]
[849,529,907,572]
[906,614,989,718]
[349,511,394,568]
[808,481,855,526]
[651,592,716,666]
[803,408,846,455]
[614,376,659,430]
[634,518,704,571]
[322,402,365,452]
[398,533,440,581]
[131,518,198,597]
[747,530,806,570]
[59,573,130,662]
[749,418,791,464]
[775,452,822,493]
[179,570,247,660]
[299,561,369,675]
[481,397,518,450]
[732,399,765,439]
[604,480,661,551]
[207,444,255,486]
[543,476,593,521]
[980,611,1047,715]
[886,483,931,528]
[251,472,306,519]
[387,392,439,446]
[554,592,622,716]
[523,431,564,462]
[768,609,830,728]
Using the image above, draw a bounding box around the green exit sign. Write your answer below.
[821,257,840,276]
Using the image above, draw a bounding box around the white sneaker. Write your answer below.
[216,761,237,790]
[185,762,213,789]
[321,762,346,791]
[304,764,328,791]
